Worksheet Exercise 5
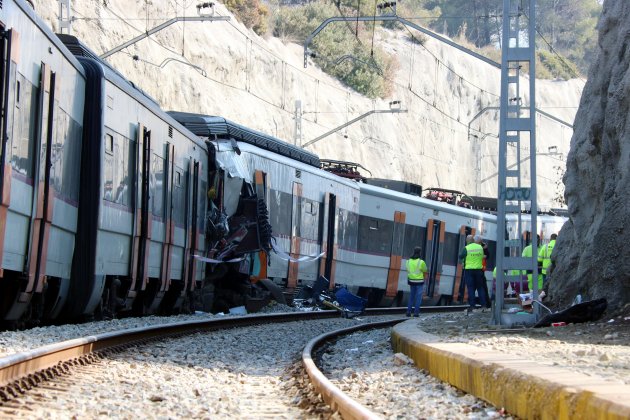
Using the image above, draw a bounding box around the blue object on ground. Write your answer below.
[335,287,367,312]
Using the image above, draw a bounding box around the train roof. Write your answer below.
[168,112,320,168]
[359,182,498,223]
[57,34,161,107]
[56,35,206,149]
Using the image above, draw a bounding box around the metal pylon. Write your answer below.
[59,0,72,34]
[493,0,539,326]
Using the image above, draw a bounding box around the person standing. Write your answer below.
[540,233,557,286]
[406,246,428,317]
[522,234,543,291]
[475,235,492,308]
[459,235,487,312]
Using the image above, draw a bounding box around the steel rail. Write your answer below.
[302,318,406,420]
[0,311,339,397]
[0,305,466,402]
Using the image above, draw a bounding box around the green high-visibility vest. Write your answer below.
[523,245,543,289]
[406,258,427,281]
[464,243,484,269]
[541,240,556,274]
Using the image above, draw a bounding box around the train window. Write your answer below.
[442,232,460,266]
[403,225,427,258]
[16,80,20,103]
[64,117,82,203]
[358,215,394,255]
[269,189,292,237]
[151,154,165,218]
[105,134,113,154]
[113,136,133,207]
[198,179,207,230]
[11,74,36,179]
[173,166,186,227]
[295,169,301,178]
[51,110,68,197]
[102,133,119,202]
[300,198,318,241]
[337,209,358,252]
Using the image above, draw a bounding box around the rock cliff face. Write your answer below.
[32,0,581,206]
[548,0,630,313]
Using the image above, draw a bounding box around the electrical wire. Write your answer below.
[72,3,567,156]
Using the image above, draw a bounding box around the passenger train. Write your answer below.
[0,0,566,326]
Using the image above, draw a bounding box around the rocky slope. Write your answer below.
[32,0,581,206]
[548,0,630,313]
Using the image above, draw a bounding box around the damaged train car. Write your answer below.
[169,112,361,313]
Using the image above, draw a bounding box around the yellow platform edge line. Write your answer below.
[391,329,630,420]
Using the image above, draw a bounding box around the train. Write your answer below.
[0,0,566,327]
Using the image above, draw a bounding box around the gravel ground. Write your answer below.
[0,303,299,357]
[418,308,630,385]
[1,304,627,418]
[321,327,510,419]
[0,315,397,419]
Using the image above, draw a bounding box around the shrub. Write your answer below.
[537,49,580,80]
[224,0,269,35]
[273,2,397,98]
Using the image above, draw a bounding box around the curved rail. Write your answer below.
[302,318,406,420]
[0,311,339,398]
[0,305,466,402]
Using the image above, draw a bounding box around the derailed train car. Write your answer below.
[170,112,361,312]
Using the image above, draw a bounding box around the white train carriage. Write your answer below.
[56,37,209,317]
[355,183,498,305]
[169,113,361,307]
[0,0,85,322]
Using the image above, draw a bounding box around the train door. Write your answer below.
[318,192,337,287]
[4,63,56,321]
[250,170,268,282]
[424,219,445,303]
[126,125,152,312]
[182,159,200,300]
[385,211,406,301]
[286,182,302,291]
[151,143,175,312]
[453,226,475,303]
[0,27,17,278]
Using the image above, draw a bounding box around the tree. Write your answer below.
[535,0,601,75]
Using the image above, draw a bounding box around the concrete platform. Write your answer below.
[391,320,630,420]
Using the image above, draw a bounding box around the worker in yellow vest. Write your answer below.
[405,246,428,317]
[458,235,487,312]
[522,234,543,291]
[540,233,557,285]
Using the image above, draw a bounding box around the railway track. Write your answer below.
[0,306,466,418]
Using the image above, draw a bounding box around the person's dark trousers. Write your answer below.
[466,270,487,308]
[458,270,467,303]
[407,282,424,317]
[471,270,487,307]
[464,270,476,308]
[481,273,491,308]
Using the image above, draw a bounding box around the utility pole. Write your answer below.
[294,100,302,146]
[494,0,539,326]
[58,0,72,34]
